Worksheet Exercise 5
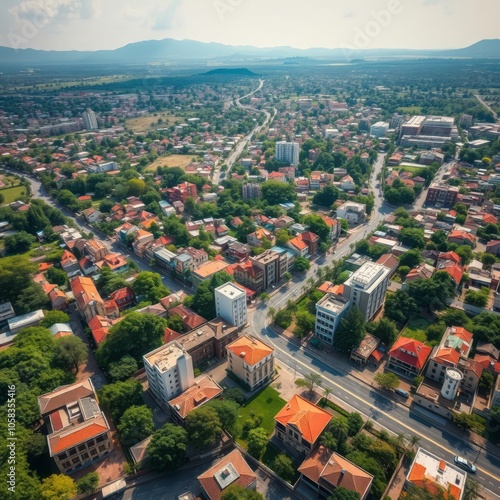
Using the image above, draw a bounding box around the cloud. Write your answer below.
[151,0,182,30]
[9,0,99,25]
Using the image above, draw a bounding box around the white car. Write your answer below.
[454,456,476,473]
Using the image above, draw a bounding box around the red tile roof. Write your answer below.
[388,337,432,369]
[49,420,109,454]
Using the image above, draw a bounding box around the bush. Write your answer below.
[274,309,292,330]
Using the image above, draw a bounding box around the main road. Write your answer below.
[248,153,500,494]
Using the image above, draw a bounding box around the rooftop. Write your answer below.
[227,335,274,366]
[346,262,388,289]
[316,293,350,315]
[193,259,229,278]
[144,342,190,373]
[351,333,381,361]
[214,282,246,300]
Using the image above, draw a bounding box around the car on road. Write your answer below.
[454,456,476,473]
[395,388,409,399]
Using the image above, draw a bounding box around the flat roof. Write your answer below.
[215,282,246,300]
[144,342,188,373]
[317,294,349,315]
[347,262,388,288]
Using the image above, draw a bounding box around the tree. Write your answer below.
[478,370,494,394]
[186,405,222,449]
[313,185,340,207]
[347,412,364,437]
[400,228,425,249]
[147,423,188,471]
[15,282,50,315]
[4,231,35,254]
[335,271,350,284]
[108,355,139,381]
[98,379,143,422]
[132,271,170,303]
[453,412,477,431]
[490,405,500,426]
[221,484,265,500]
[334,306,365,353]
[320,431,338,452]
[374,372,400,391]
[295,372,323,396]
[46,267,68,287]
[76,472,99,494]
[271,453,295,483]
[247,427,268,458]
[441,309,471,328]
[464,478,480,500]
[40,310,70,328]
[127,178,146,197]
[303,214,331,243]
[426,322,446,342]
[118,405,155,445]
[207,399,240,435]
[283,271,292,282]
[53,336,88,372]
[27,203,50,233]
[456,245,473,265]
[276,229,291,246]
[400,249,422,269]
[368,318,398,346]
[481,253,496,269]
[223,387,246,405]
[274,309,293,330]
[261,181,297,204]
[328,487,361,500]
[464,290,488,308]
[40,474,77,500]
[294,256,311,272]
[329,416,349,444]
[259,292,270,303]
[294,311,316,338]
[96,313,167,367]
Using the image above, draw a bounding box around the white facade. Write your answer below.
[370,121,389,138]
[276,141,299,166]
[343,262,391,321]
[336,201,366,225]
[143,342,195,408]
[82,108,98,131]
[215,282,247,328]
[315,294,350,345]
[441,368,463,401]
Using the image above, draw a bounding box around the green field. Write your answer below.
[403,317,434,344]
[0,186,27,204]
[392,165,426,175]
[397,106,423,114]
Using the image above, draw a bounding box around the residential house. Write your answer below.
[61,250,80,277]
[486,240,500,257]
[274,395,332,456]
[336,201,366,225]
[340,175,355,191]
[81,207,102,224]
[233,261,265,294]
[227,241,250,262]
[387,337,433,379]
[70,276,106,323]
[109,287,135,311]
[49,288,69,311]
[448,230,475,247]
[375,253,399,278]
[191,258,230,287]
[132,230,154,258]
[168,304,207,332]
[84,239,109,263]
[247,228,276,248]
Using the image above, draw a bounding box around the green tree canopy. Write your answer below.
[221,484,265,500]
[132,271,170,303]
[334,306,365,353]
[247,427,268,458]
[108,355,139,382]
[53,336,88,372]
[374,372,400,391]
[39,310,70,329]
[147,423,188,472]
[98,379,143,422]
[328,487,361,500]
[185,405,222,449]
[40,474,77,500]
[118,405,155,445]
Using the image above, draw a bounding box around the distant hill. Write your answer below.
[202,68,257,76]
[0,38,499,66]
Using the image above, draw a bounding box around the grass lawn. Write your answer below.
[403,317,434,344]
[125,113,184,133]
[0,185,27,204]
[397,106,423,114]
[392,165,427,175]
[237,386,286,447]
[144,154,196,172]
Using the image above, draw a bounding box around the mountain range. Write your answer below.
[1,38,500,66]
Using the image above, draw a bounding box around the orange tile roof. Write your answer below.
[388,337,432,369]
[449,230,475,243]
[38,380,94,415]
[434,347,460,366]
[439,251,461,264]
[288,235,308,251]
[275,395,331,444]
[317,282,344,295]
[49,419,109,454]
[38,262,53,272]
[408,462,462,500]
[70,276,104,310]
[168,377,222,419]
[227,335,274,366]
[438,261,463,285]
[194,259,229,278]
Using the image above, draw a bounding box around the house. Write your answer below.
[226,335,274,390]
[227,241,250,262]
[247,228,276,248]
[49,323,73,338]
[406,263,436,282]
[84,239,109,263]
[88,315,120,345]
[168,376,222,425]
[132,230,155,257]
[486,240,500,257]
[8,309,45,335]
[274,395,332,456]
[404,448,466,500]
[160,291,188,311]
[38,379,112,474]
[387,337,433,379]
[81,207,102,224]
[197,449,257,500]
[321,215,340,242]
[298,446,374,500]
[61,250,80,276]
[448,230,475,247]
[191,259,230,287]
[96,253,128,273]
[376,253,399,277]
[336,201,366,225]
[233,261,265,294]
[70,276,106,323]
[49,288,69,311]
[109,287,135,310]
[340,175,355,191]
[287,234,309,257]
[301,231,320,256]
[168,304,207,332]
[350,334,381,366]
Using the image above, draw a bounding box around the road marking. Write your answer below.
[253,323,498,482]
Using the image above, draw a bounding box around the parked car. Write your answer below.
[454,456,477,473]
[395,388,409,399]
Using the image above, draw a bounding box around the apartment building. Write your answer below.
[226,335,274,390]
[275,141,299,166]
[242,183,262,200]
[215,282,247,328]
[336,201,366,225]
[370,121,389,137]
[315,293,350,346]
[82,108,98,130]
[343,262,391,321]
[425,184,459,208]
[143,342,195,408]
[252,250,286,290]
[38,379,112,474]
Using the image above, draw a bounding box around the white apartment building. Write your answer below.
[276,141,299,166]
[82,108,98,130]
[336,201,367,225]
[370,121,389,138]
[143,342,195,408]
[315,294,350,345]
[343,262,391,321]
[215,282,247,328]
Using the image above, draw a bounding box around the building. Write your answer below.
[8,309,44,335]
[401,116,426,137]
[109,287,135,310]
[166,182,197,204]
[242,183,261,200]
[214,282,247,328]
[370,121,389,138]
[71,276,106,323]
[168,376,223,425]
[226,335,274,390]
[276,141,299,166]
[233,260,265,293]
[336,201,366,225]
[421,116,455,137]
[425,184,459,208]
[143,342,195,408]
[387,336,433,379]
[191,259,230,287]
[38,379,112,473]
[405,448,467,500]
[350,333,381,366]
[84,239,109,262]
[298,446,374,500]
[343,262,391,321]
[82,108,98,130]
[314,294,350,345]
[275,395,332,456]
[247,228,276,248]
[0,302,16,327]
[252,250,286,290]
[197,449,257,500]
[168,304,206,332]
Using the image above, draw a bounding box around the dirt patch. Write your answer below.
[125,113,184,133]
[145,154,197,172]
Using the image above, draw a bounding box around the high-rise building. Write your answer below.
[215,282,247,328]
[275,141,299,166]
[82,108,98,130]
[252,250,287,290]
[242,183,261,200]
[343,262,391,321]
[143,342,195,408]
[370,121,389,137]
[315,293,350,345]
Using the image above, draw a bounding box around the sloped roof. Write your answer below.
[388,337,432,369]
[227,335,274,366]
[168,377,222,419]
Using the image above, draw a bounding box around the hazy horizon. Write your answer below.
[2,0,499,52]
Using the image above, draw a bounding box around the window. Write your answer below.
[98,445,106,452]
[72,458,80,465]
[78,444,86,452]
[69,448,77,456]
[81,453,89,460]
[90,449,97,456]
[57,453,67,460]
[96,435,105,443]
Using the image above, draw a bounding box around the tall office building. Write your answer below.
[82,108,98,130]
[143,342,195,408]
[315,294,350,345]
[343,262,391,321]
[276,141,299,166]
[215,282,247,328]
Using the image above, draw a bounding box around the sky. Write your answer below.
[1,0,499,52]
